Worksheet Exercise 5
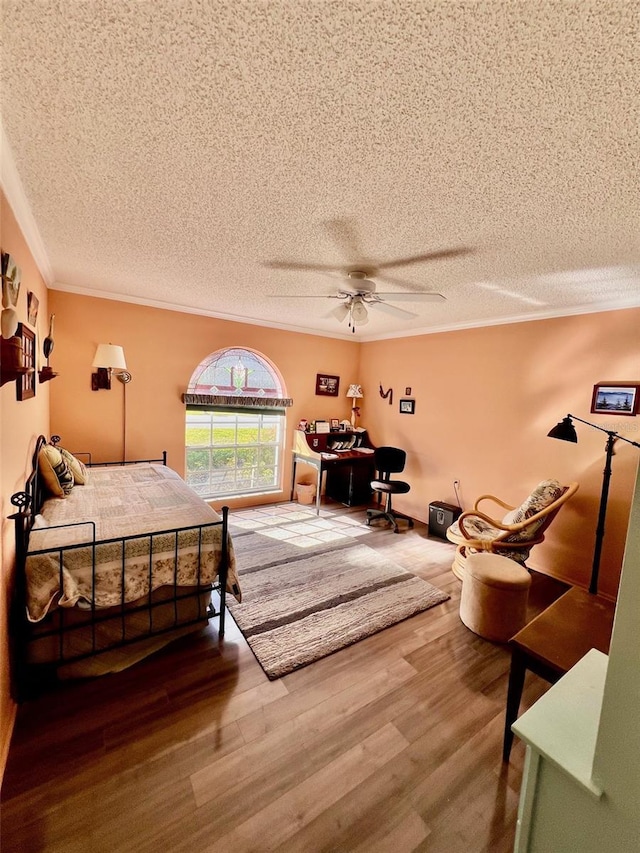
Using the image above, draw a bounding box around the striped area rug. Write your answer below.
[227,538,449,679]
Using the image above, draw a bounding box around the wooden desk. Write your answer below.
[503,586,615,762]
[291,428,375,514]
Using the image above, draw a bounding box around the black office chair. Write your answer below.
[366,446,414,533]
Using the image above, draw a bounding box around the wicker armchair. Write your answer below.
[446,480,579,580]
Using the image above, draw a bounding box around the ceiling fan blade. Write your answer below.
[374,272,434,291]
[375,247,472,270]
[267,293,344,299]
[368,301,418,319]
[374,292,446,302]
[263,261,339,272]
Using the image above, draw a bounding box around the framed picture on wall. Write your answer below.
[590,382,639,416]
[16,323,36,401]
[27,291,40,326]
[316,374,340,396]
[399,398,415,414]
[1,251,21,308]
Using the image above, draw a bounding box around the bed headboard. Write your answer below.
[11,434,48,519]
[7,436,48,607]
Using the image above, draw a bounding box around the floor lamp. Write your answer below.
[548,413,640,594]
[92,344,133,462]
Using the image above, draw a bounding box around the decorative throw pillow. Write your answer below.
[38,445,74,497]
[58,446,89,485]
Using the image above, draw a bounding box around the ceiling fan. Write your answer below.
[335,271,446,331]
[265,232,470,331]
[268,270,447,332]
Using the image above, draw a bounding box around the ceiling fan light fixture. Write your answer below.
[350,298,369,324]
[332,302,350,322]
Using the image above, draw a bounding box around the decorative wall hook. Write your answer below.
[379,383,393,405]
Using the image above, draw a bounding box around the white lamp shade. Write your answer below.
[331,303,350,322]
[347,384,363,398]
[92,343,127,370]
[351,299,369,324]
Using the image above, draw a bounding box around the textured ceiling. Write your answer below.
[2,0,639,340]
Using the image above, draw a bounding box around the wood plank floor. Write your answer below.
[1,503,567,853]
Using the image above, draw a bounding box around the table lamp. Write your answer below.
[347,384,363,427]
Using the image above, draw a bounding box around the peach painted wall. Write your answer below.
[4,274,638,783]
[359,309,640,599]
[48,290,361,508]
[1,192,50,778]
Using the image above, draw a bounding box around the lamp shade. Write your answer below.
[548,416,578,443]
[92,344,127,370]
[350,299,369,324]
[346,384,363,399]
[332,303,350,323]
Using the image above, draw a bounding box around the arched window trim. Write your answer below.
[183,347,293,412]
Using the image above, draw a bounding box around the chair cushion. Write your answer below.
[371,480,410,495]
[501,479,564,539]
[502,479,564,522]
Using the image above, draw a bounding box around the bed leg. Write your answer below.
[219,585,226,638]
[218,505,230,638]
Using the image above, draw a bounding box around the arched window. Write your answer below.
[183,348,292,500]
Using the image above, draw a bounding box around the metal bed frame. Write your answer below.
[9,435,230,699]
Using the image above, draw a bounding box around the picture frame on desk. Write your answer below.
[316,374,340,396]
[330,418,340,431]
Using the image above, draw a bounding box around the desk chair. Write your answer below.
[366,446,414,533]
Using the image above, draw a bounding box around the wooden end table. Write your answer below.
[503,585,615,762]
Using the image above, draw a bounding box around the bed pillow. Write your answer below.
[38,445,75,497]
[58,446,89,485]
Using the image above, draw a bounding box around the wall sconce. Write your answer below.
[91,343,132,390]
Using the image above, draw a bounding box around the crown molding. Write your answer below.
[49,282,357,341]
[1,124,54,284]
[357,297,640,342]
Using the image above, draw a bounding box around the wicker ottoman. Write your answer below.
[459,553,531,642]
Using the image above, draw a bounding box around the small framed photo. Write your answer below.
[405,386,412,395]
[316,373,340,396]
[330,418,340,431]
[591,383,639,416]
[399,398,415,414]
